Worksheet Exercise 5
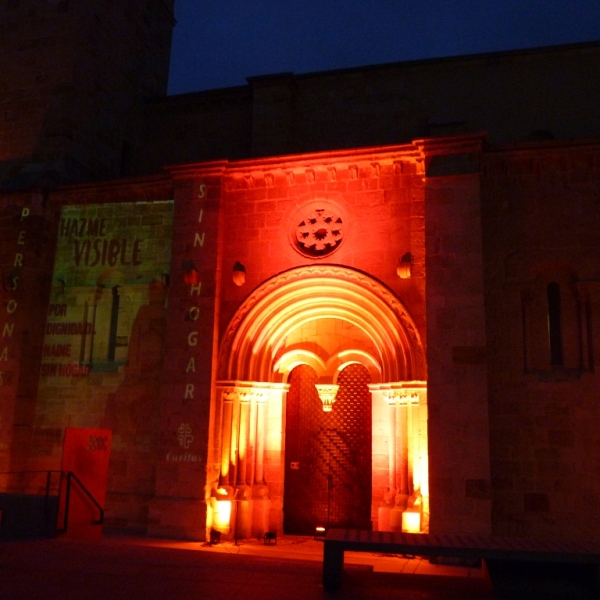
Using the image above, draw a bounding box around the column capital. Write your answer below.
[315,384,339,412]
[384,391,420,405]
[217,381,290,404]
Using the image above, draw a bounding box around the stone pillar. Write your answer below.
[219,393,234,485]
[251,390,271,537]
[418,134,491,536]
[150,169,225,540]
[418,392,430,531]
[265,383,288,535]
[406,394,416,494]
[378,383,428,532]
[0,195,57,476]
[238,395,250,485]
[212,382,288,539]
[254,394,267,484]
[398,399,409,499]
[229,392,241,485]
[248,393,258,486]
[387,399,396,491]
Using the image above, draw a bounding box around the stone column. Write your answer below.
[229,392,241,486]
[213,382,288,539]
[398,397,409,501]
[219,392,234,485]
[380,383,428,532]
[151,170,225,541]
[409,393,420,492]
[237,394,250,486]
[419,134,491,535]
[248,394,257,486]
[387,398,396,491]
[255,393,267,484]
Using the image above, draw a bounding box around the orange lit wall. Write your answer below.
[0,135,494,540]
[202,145,432,537]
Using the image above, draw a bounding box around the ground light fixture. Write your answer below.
[263,531,277,545]
[402,509,421,533]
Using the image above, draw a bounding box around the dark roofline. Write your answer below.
[163,38,600,102]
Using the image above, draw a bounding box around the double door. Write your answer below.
[283,364,371,534]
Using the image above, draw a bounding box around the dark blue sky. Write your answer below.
[168,0,600,95]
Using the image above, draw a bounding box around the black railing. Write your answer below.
[57,471,104,533]
[0,470,62,517]
[0,470,104,535]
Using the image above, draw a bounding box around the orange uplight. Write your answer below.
[401,510,421,533]
[214,499,232,529]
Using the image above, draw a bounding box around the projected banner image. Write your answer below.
[36,201,174,434]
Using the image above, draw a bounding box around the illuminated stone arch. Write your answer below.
[211,266,428,539]
[218,265,425,383]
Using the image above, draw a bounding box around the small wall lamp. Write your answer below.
[182,259,200,285]
[233,261,246,286]
[397,252,412,279]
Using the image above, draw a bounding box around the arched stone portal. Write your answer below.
[208,266,428,539]
[284,362,373,535]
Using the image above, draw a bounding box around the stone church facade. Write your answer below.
[1,1,599,542]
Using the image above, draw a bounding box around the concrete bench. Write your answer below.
[322,528,600,597]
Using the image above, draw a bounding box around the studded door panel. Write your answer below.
[284,364,372,534]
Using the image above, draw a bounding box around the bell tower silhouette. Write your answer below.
[0,0,176,188]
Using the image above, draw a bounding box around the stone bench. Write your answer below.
[322,528,600,597]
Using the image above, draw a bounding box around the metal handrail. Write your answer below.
[58,471,104,533]
[0,470,104,533]
[0,470,62,518]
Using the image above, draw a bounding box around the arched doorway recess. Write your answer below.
[284,362,372,534]
[209,266,428,539]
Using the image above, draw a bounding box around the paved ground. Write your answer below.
[0,534,494,600]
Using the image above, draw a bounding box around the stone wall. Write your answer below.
[0,0,175,188]
[421,136,492,535]
[134,42,600,175]
[217,148,426,339]
[1,135,599,541]
[0,191,58,474]
[482,142,600,541]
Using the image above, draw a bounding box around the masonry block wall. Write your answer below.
[1,135,599,541]
[133,42,600,175]
[135,88,253,176]
[0,192,58,475]
[148,166,225,539]
[215,148,428,535]
[421,137,492,535]
[0,177,178,533]
[0,0,175,187]
[217,149,426,340]
[482,142,600,542]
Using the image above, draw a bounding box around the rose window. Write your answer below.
[295,209,344,257]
